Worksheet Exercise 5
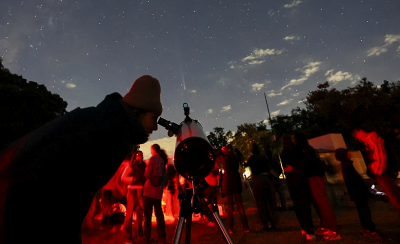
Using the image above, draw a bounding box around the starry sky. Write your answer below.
[1,0,400,159]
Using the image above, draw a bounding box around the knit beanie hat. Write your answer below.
[123,75,162,115]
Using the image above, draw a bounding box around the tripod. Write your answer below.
[173,183,233,244]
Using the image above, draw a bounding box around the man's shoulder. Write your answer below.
[103,92,123,102]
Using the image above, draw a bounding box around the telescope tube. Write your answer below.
[174,120,215,180]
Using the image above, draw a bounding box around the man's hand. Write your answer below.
[283,165,293,173]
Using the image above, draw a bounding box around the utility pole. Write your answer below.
[264,92,285,180]
[264,92,275,140]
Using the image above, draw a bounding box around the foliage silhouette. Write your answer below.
[0,57,68,150]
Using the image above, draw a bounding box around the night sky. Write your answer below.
[1,0,400,158]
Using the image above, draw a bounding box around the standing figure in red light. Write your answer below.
[121,150,147,243]
[352,127,400,212]
[217,144,250,234]
[292,132,341,241]
[199,158,221,227]
[142,144,168,244]
[164,161,180,221]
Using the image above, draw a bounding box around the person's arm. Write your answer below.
[368,132,387,175]
[121,165,133,183]
[213,161,221,181]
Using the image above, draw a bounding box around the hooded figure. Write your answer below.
[0,75,162,244]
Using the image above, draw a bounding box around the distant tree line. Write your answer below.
[0,57,68,150]
[1,57,399,165]
[207,78,400,164]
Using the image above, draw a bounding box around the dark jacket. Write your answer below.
[217,153,242,195]
[0,93,148,244]
[245,154,271,176]
[383,132,400,178]
[336,149,370,201]
[296,144,326,178]
[280,146,305,178]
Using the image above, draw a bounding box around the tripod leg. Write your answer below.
[185,212,192,244]
[173,217,186,244]
[207,201,234,244]
[173,189,193,244]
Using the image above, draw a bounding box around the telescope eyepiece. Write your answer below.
[157,117,179,136]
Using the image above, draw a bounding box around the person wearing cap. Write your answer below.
[0,75,162,244]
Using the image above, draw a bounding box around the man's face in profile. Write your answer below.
[139,111,159,137]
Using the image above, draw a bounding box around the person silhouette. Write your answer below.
[0,75,163,244]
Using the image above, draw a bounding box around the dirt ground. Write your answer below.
[82,198,400,244]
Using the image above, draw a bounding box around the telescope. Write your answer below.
[158,103,215,181]
[158,103,233,244]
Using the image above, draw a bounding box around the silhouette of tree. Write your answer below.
[230,122,273,161]
[270,77,400,151]
[0,57,68,150]
[207,127,233,151]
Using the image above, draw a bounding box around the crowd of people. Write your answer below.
[115,126,400,243]
[1,73,399,244]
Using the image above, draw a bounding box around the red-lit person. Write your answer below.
[0,75,162,244]
[217,144,250,234]
[121,150,147,243]
[142,144,168,244]
[352,127,400,212]
[164,161,180,220]
[199,157,221,227]
[292,132,341,241]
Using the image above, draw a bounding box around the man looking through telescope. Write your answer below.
[0,75,163,244]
